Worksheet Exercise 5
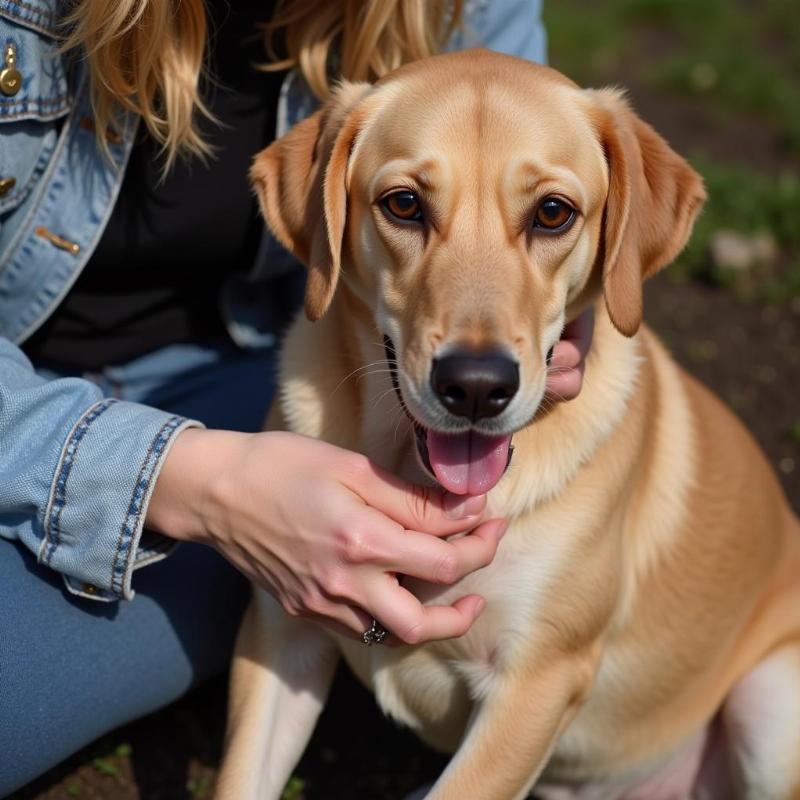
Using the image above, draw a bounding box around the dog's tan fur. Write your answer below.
[217,51,800,799]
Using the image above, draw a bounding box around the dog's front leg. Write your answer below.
[216,591,338,800]
[425,657,593,800]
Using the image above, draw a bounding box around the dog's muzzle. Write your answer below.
[383,336,514,495]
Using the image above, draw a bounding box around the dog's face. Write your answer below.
[253,50,705,495]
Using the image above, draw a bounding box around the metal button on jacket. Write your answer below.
[0,177,16,196]
[0,42,21,96]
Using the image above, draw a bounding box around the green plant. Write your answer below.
[282,776,307,800]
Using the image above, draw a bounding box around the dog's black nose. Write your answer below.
[431,352,519,421]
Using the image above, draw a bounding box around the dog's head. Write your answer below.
[252,50,706,495]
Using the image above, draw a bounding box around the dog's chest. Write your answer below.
[339,521,572,742]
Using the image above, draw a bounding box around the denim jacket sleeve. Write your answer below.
[0,1,204,602]
[0,338,202,601]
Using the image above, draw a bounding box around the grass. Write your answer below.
[625,0,800,154]
[679,157,800,301]
[546,0,800,149]
[187,775,214,798]
[281,776,307,800]
[544,0,800,302]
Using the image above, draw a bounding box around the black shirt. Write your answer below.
[24,0,284,370]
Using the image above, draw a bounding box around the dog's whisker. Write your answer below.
[331,361,395,396]
[545,389,569,403]
[378,399,410,446]
[369,387,405,409]
[354,370,397,387]
[340,360,394,380]
[352,359,394,372]
[354,368,396,377]
[391,410,413,445]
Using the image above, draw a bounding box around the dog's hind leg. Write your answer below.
[711,641,800,800]
[216,591,338,800]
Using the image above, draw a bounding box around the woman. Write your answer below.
[0,0,589,791]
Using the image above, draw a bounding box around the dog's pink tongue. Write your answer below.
[426,430,512,495]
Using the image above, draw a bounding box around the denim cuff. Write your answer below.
[38,399,203,602]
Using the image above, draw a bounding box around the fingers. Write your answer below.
[305,512,504,642]
[550,337,583,370]
[386,519,507,584]
[312,602,373,641]
[365,580,487,645]
[329,504,506,580]
[546,306,595,402]
[320,591,488,645]
[346,459,488,537]
[308,512,504,643]
[316,598,372,638]
[561,305,595,361]
[546,362,585,401]
[275,581,372,640]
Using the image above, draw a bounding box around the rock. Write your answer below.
[709,229,779,273]
[690,62,718,92]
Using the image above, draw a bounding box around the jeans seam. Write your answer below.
[40,398,117,566]
[0,0,58,32]
[3,0,56,19]
[109,415,185,594]
[0,95,70,116]
[0,127,54,214]
[0,72,78,298]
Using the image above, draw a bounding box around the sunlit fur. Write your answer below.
[222,52,800,800]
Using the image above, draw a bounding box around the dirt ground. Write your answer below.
[8,4,800,799]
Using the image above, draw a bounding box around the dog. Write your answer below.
[216,50,800,799]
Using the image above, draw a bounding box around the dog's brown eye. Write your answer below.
[382,191,423,222]
[534,198,574,231]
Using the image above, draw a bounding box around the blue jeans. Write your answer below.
[0,341,277,795]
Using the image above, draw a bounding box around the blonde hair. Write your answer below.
[264,0,464,101]
[62,0,210,172]
[62,0,463,171]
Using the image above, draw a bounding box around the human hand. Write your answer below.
[545,306,594,401]
[147,429,507,644]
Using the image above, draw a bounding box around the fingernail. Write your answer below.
[444,493,486,519]
[496,519,509,538]
[474,597,486,617]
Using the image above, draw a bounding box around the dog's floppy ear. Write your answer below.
[251,81,372,321]
[588,89,706,336]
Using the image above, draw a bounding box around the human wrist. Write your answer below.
[145,426,249,545]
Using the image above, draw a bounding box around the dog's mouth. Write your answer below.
[414,424,514,496]
[385,336,514,496]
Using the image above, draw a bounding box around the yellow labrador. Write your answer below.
[217,51,800,799]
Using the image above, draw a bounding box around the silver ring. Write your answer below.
[362,618,388,646]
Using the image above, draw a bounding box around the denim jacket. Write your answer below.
[0,0,546,601]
